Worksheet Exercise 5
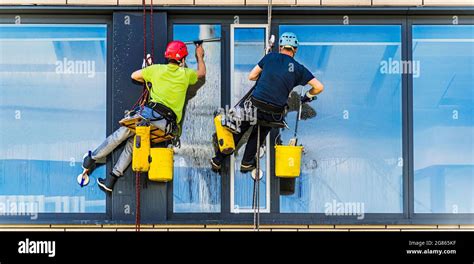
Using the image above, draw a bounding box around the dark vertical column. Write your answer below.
[112,12,168,223]
[220,23,231,217]
[406,16,414,219]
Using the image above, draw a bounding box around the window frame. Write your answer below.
[167,16,228,222]
[0,15,113,224]
[268,16,408,223]
[0,10,472,225]
[408,15,474,222]
[229,23,271,214]
[166,15,412,224]
[167,21,225,217]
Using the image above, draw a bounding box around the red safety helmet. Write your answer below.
[164,40,188,61]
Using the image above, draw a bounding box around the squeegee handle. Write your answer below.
[184,38,221,45]
[294,86,305,138]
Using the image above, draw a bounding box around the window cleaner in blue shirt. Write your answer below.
[211,32,324,173]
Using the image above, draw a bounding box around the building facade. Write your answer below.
[0,0,473,226]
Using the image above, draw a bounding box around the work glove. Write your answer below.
[301,91,317,104]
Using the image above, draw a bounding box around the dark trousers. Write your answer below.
[214,111,282,164]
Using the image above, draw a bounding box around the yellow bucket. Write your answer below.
[214,115,235,155]
[148,147,174,182]
[132,125,150,172]
[275,145,303,178]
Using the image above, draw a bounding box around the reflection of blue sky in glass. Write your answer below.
[172,25,221,213]
[233,28,266,72]
[0,25,107,213]
[279,25,403,213]
[232,27,266,106]
[174,24,221,70]
[413,25,474,213]
[232,27,267,211]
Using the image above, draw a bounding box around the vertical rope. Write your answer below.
[253,125,261,231]
[135,0,148,233]
[150,0,155,60]
[252,175,258,230]
[142,0,147,61]
[135,172,141,232]
[267,0,272,41]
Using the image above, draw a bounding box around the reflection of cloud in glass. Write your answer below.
[413,25,474,213]
[0,24,107,213]
[279,25,403,213]
[172,24,221,213]
[231,27,268,212]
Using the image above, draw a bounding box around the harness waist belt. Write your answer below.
[250,96,286,114]
[147,102,177,122]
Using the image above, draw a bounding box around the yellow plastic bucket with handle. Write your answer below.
[214,115,235,155]
[132,125,151,172]
[148,147,174,182]
[275,145,303,178]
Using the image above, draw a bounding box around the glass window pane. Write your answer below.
[279,25,403,213]
[232,27,268,211]
[413,25,474,213]
[172,24,221,213]
[0,24,107,213]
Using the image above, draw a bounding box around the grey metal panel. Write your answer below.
[111,12,168,223]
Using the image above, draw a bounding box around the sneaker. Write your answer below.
[210,157,222,172]
[240,159,256,173]
[97,172,119,193]
[82,151,96,172]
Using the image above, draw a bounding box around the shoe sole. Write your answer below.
[210,159,221,172]
[240,164,256,173]
[97,179,113,192]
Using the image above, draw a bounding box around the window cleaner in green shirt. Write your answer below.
[81,41,206,193]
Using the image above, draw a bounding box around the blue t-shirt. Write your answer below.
[251,52,314,107]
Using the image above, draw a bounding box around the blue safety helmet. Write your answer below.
[279,32,299,49]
